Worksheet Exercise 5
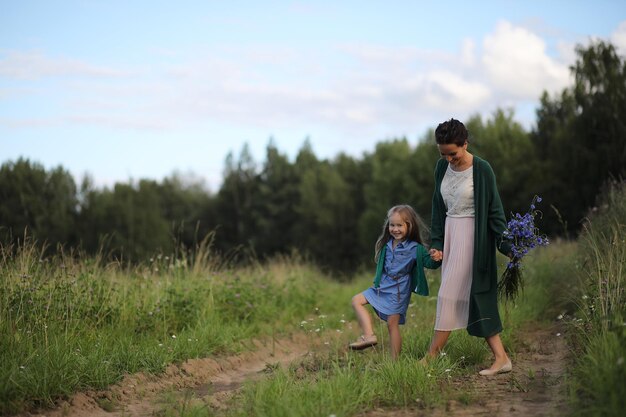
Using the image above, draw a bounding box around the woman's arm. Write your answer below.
[430,160,446,251]
[484,162,513,256]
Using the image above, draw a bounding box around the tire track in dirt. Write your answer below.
[15,322,568,417]
[17,333,320,417]
[361,323,569,417]
[434,324,569,417]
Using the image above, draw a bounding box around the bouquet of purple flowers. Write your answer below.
[498,195,550,301]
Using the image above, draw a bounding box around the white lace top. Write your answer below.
[440,164,474,217]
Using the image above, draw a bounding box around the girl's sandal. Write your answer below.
[349,335,378,350]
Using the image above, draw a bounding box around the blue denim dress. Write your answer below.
[363,239,417,324]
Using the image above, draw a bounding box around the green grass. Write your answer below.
[0,242,357,414]
[565,181,626,417]
[4,203,612,417]
[159,241,574,417]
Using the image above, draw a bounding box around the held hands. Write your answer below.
[429,248,443,262]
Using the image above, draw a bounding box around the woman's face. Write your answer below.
[437,142,468,168]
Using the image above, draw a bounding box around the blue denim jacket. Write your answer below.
[373,240,441,296]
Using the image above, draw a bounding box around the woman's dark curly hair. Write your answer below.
[435,118,468,146]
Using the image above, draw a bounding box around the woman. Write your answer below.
[425,118,513,376]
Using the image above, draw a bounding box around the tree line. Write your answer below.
[1,41,624,275]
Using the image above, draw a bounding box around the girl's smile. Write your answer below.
[388,212,408,242]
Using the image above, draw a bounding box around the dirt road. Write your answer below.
[18,323,568,417]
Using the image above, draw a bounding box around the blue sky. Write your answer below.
[2,1,625,191]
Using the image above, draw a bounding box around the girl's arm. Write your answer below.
[419,245,441,269]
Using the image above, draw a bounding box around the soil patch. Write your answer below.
[16,333,320,417]
[360,323,569,417]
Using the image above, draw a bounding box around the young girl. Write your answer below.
[350,205,441,359]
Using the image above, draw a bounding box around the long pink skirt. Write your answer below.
[434,216,475,331]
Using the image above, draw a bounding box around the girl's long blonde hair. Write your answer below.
[374,205,428,262]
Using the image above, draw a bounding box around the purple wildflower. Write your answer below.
[499,195,550,301]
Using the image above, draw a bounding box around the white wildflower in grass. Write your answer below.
[556,333,561,337]
[557,314,564,320]
[439,351,447,356]
[499,195,550,301]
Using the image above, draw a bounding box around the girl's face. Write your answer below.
[388,212,408,242]
[437,142,468,168]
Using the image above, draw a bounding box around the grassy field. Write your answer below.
[565,182,626,417]
[0,243,356,414]
[1,183,624,417]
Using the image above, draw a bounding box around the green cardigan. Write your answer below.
[373,243,441,296]
[431,156,512,337]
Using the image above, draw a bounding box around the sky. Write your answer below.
[2,1,626,192]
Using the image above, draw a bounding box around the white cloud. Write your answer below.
[422,71,491,111]
[482,20,571,99]
[0,50,132,80]
[461,38,476,67]
[0,117,61,128]
[611,20,626,55]
[1,19,586,145]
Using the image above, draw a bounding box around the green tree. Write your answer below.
[532,41,626,234]
[214,144,260,256]
[158,173,215,250]
[333,152,372,268]
[0,158,78,248]
[359,139,418,251]
[466,110,537,215]
[78,180,171,260]
[296,159,353,271]
[407,137,441,232]
[254,140,299,256]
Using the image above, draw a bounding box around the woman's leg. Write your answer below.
[387,314,401,359]
[481,333,511,373]
[426,330,451,357]
[351,293,374,337]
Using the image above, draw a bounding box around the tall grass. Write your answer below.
[165,242,572,417]
[1,222,579,416]
[0,239,356,414]
[566,180,626,417]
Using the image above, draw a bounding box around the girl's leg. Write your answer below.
[351,293,374,337]
[387,314,401,359]
[426,330,451,357]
